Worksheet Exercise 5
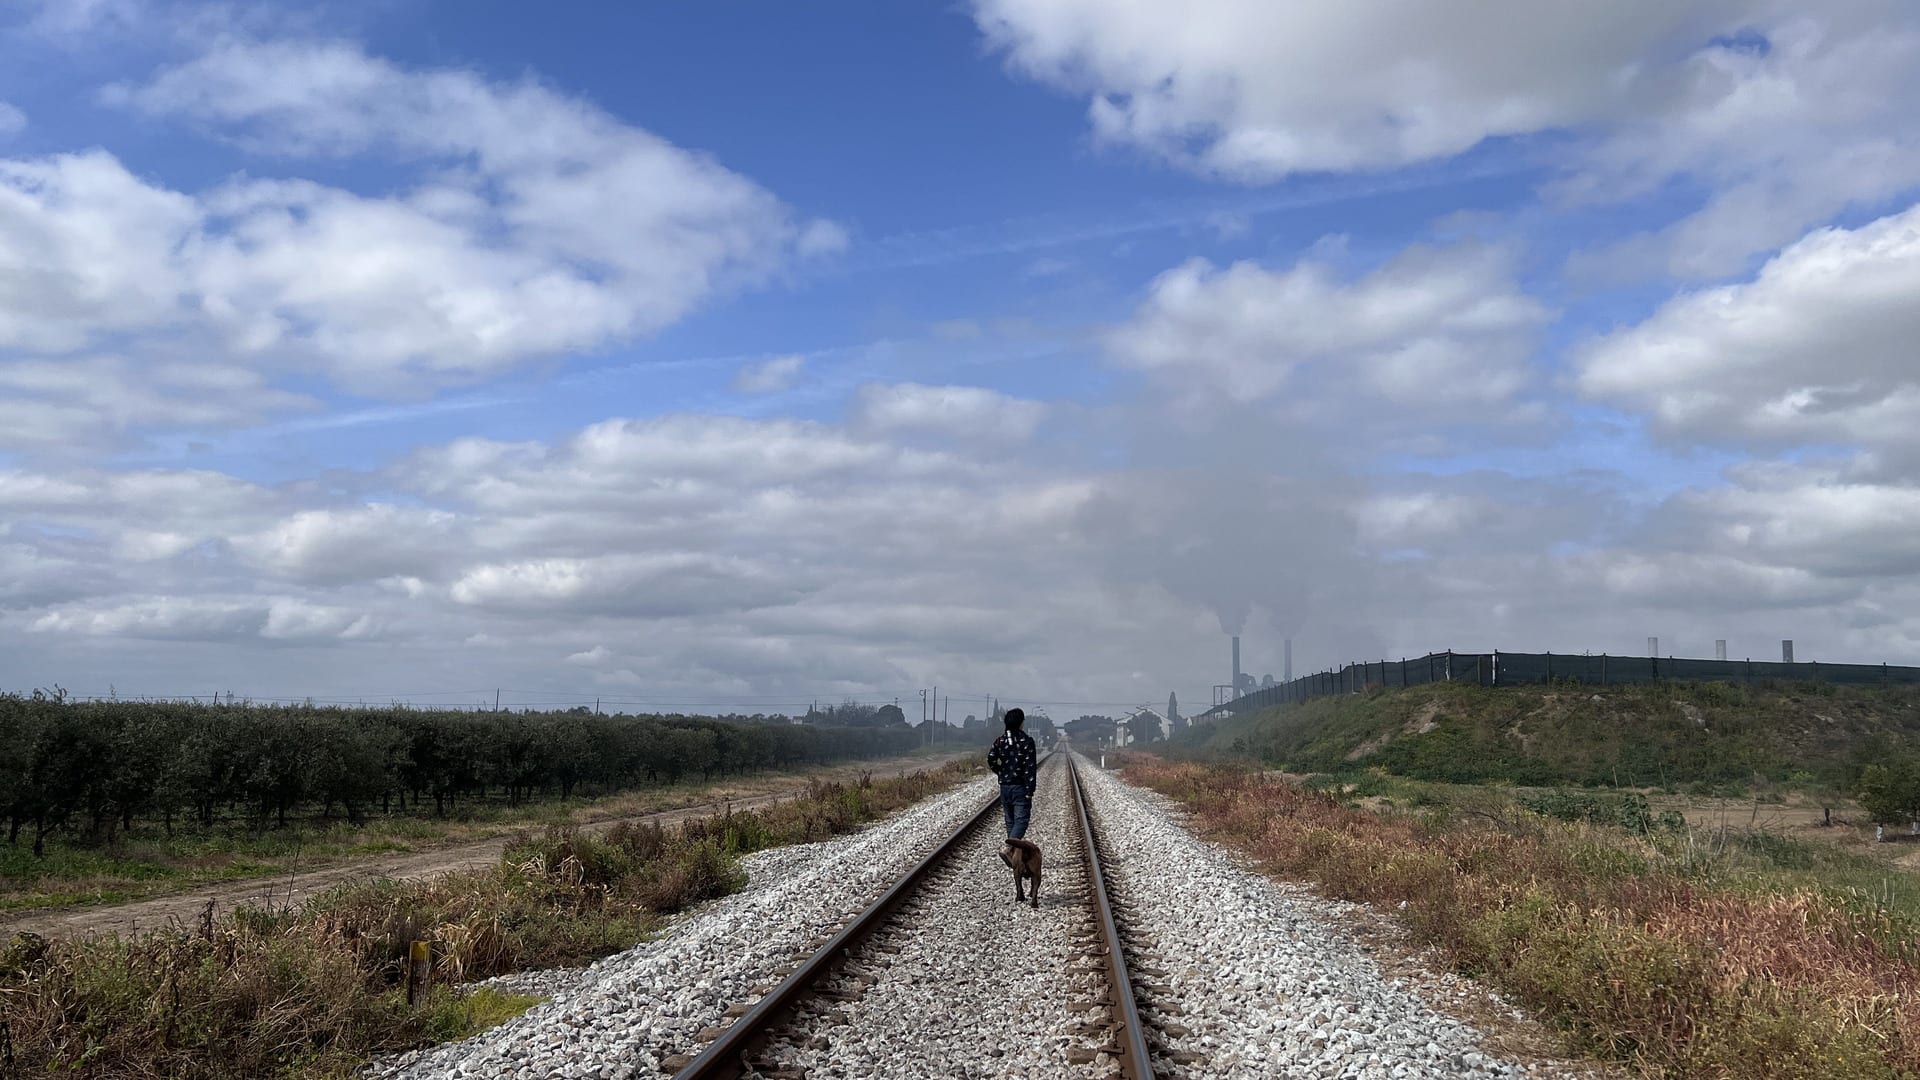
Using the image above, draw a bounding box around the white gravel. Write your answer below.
[369,774,1000,1080]
[1075,753,1532,1080]
[375,755,1568,1080]
[759,757,1114,1079]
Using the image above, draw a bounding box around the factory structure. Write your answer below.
[1211,633,1291,711]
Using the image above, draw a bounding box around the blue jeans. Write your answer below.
[1000,783,1033,840]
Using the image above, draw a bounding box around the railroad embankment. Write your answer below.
[1182,679,1920,790]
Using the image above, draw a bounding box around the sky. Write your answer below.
[3,0,1920,717]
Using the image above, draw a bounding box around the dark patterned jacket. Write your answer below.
[987,730,1037,791]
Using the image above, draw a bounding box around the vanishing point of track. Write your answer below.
[668,751,1155,1080]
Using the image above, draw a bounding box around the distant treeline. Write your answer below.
[0,693,941,855]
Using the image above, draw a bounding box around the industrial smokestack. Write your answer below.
[1284,638,1293,682]
[1783,639,1794,663]
[1232,635,1241,698]
[1716,640,1727,660]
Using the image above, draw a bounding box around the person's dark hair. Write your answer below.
[1004,707,1025,732]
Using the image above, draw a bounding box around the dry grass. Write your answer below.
[0,759,979,1078]
[1123,756,1920,1080]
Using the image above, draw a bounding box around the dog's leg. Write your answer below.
[1029,866,1041,908]
[1014,870,1025,903]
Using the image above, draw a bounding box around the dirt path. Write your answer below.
[2,751,972,941]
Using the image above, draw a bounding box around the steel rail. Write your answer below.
[1068,753,1155,1080]
[670,754,1052,1080]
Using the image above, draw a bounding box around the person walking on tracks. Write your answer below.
[988,708,1038,839]
[989,707,1043,906]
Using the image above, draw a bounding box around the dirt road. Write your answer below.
[2,751,972,941]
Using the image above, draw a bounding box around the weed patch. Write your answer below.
[1123,757,1920,1079]
[0,759,979,1078]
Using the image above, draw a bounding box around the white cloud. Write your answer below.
[0,36,838,446]
[0,152,201,354]
[0,356,317,450]
[0,103,24,139]
[1354,493,1481,549]
[1108,243,1550,412]
[565,645,612,666]
[972,0,1748,179]
[733,354,805,394]
[850,382,1048,443]
[230,505,467,585]
[1566,6,1920,279]
[448,552,804,617]
[1577,202,1920,457]
[30,595,376,643]
[976,1,1920,277]
[6,402,1920,703]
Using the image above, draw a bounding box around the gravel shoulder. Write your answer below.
[371,775,1002,1080]
[1077,753,1586,1080]
[1,751,969,941]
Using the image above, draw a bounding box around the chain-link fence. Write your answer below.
[1206,650,1920,718]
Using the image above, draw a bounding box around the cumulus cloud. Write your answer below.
[850,382,1048,443]
[0,37,834,447]
[30,595,377,643]
[1108,243,1550,418]
[230,505,468,586]
[1578,203,1920,459]
[733,354,805,394]
[0,356,317,451]
[975,1,1920,276]
[971,0,1743,178]
[5,399,1920,704]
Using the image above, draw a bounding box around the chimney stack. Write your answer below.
[1783,639,1794,663]
[1716,640,1727,660]
[1232,635,1242,698]
[1284,638,1293,682]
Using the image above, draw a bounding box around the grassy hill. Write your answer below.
[1177,679,1920,790]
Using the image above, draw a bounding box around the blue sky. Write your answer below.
[3,0,1920,713]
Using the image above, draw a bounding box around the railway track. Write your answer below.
[666,752,1158,1079]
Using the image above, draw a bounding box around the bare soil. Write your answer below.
[1,751,971,940]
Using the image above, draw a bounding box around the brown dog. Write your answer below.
[999,839,1043,907]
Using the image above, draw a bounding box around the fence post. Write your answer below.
[1601,653,1608,685]
[1493,650,1500,688]
[1401,657,1408,686]
[407,940,431,1006]
[1545,651,1552,685]
[1651,654,1659,681]
[1446,650,1453,682]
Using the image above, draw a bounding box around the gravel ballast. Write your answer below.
[759,757,1113,1078]
[369,774,999,1080]
[1076,753,1531,1080]
[375,755,1573,1080]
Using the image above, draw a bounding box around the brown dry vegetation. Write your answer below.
[0,761,978,1079]
[1124,757,1920,1080]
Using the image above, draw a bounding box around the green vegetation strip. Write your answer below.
[1185,678,1920,795]
[1123,757,1920,1080]
[0,760,979,1080]
[1,691,974,910]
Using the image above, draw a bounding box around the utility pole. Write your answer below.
[930,686,937,747]
[920,688,928,740]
